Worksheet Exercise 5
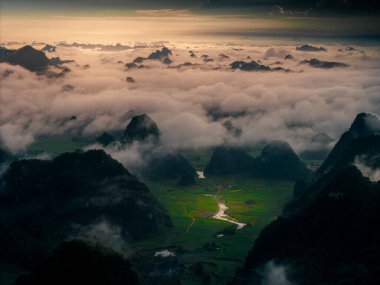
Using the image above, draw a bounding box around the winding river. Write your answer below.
[205,194,246,230]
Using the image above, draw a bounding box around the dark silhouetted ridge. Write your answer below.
[0,150,171,269]
[317,113,380,175]
[14,240,139,285]
[3,45,50,71]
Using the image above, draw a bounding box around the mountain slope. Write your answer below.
[0,150,171,269]
[233,134,380,285]
[14,240,140,285]
[317,113,380,175]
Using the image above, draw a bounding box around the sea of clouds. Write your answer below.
[1,41,379,158]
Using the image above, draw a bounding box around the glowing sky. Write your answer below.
[1,0,379,43]
[1,13,380,43]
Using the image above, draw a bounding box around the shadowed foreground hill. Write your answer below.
[0,150,171,269]
[233,134,380,285]
[14,240,140,285]
[288,135,380,215]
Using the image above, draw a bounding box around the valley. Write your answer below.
[138,176,293,284]
[24,139,295,284]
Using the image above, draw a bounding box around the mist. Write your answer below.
[73,219,129,255]
[354,155,380,182]
[260,261,294,285]
[1,41,380,157]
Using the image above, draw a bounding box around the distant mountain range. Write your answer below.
[0,45,73,75]
[1,45,50,72]
[204,141,311,180]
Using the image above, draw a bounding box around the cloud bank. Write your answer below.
[1,41,379,159]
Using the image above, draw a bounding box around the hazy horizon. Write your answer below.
[2,0,380,43]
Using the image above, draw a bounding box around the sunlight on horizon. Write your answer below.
[1,10,379,44]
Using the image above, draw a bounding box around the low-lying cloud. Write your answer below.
[1,41,379,157]
[260,261,294,285]
[354,155,380,182]
[72,218,128,255]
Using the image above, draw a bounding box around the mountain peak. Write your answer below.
[350,112,380,136]
[3,45,50,71]
[122,114,160,144]
[19,45,35,52]
[259,140,310,179]
[317,113,380,175]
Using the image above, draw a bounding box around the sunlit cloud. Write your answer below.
[1,42,379,154]
[136,9,192,17]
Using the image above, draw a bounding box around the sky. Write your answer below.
[2,0,380,9]
[1,0,380,43]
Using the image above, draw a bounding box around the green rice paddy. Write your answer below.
[130,174,294,284]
